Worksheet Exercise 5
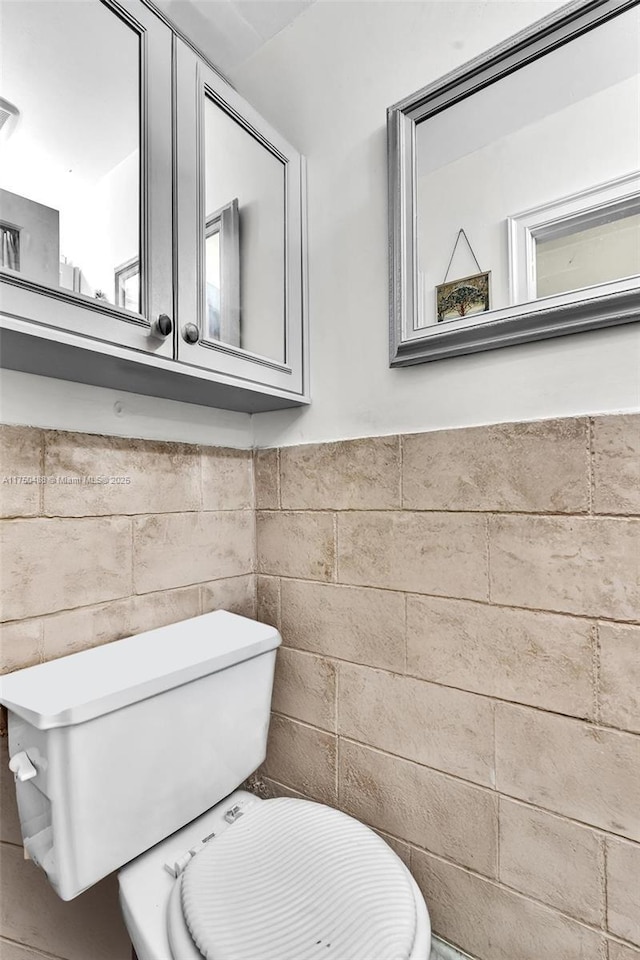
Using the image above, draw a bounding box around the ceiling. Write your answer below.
[153,0,317,75]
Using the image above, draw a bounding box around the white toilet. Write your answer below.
[0,610,431,960]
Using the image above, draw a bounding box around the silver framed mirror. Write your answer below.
[388,0,640,365]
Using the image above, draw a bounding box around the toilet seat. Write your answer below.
[167,797,421,960]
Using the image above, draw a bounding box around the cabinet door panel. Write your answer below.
[0,0,173,358]
[175,43,306,397]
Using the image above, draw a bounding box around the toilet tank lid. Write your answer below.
[0,611,281,730]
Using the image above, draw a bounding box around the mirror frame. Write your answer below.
[388,0,640,366]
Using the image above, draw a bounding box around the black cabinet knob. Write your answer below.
[182,323,200,344]
[156,313,173,337]
[149,314,173,339]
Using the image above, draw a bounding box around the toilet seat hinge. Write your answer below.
[164,832,216,879]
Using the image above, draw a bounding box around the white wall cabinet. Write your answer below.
[0,0,308,413]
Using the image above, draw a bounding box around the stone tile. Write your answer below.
[257,575,280,628]
[242,771,272,799]
[42,586,201,661]
[599,622,640,734]
[412,849,607,960]
[407,595,594,718]
[489,515,640,619]
[339,740,497,876]
[261,776,309,800]
[0,425,43,518]
[262,714,336,804]
[593,415,640,515]
[0,940,56,960]
[272,647,336,731]
[133,511,253,593]
[607,837,640,945]
[0,843,131,960]
[0,734,23,844]
[338,511,487,601]
[254,448,280,510]
[375,830,411,867]
[43,431,200,516]
[256,511,335,581]
[609,941,640,960]
[403,418,589,513]
[279,579,404,670]
[280,436,401,510]
[495,703,640,840]
[200,447,253,510]
[338,663,494,786]
[0,620,42,674]
[0,518,132,622]
[499,797,604,926]
[201,574,256,618]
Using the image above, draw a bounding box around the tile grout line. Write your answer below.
[403,592,408,674]
[198,582,205,616]
[588,417,596,515]
[37,617,45,665]
[250,450,258,598]
[39,430,46,516]
[335,665,340,803]
[592,620,602,724]
[4,506,640,521]
[276,576,282,631]
[495,790,501,882]
[485,514,492,603]
[199,445,205,513]
[0,932,69,960]
[601,832,609,933]
[129,516,135,597]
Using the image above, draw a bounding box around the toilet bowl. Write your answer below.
[119,790,431,960]
[0,610,431,959]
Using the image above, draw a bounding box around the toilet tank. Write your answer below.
[0,610,280,900]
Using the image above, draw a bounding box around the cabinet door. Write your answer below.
[175,42,307,399]
[0,0,174,359]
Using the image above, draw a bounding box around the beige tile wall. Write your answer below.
[1,416,638,960]
[0,426,256,960]
[256,415,640,960]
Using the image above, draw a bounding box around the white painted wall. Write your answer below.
[0,371,253,447]
[231,0,640,448]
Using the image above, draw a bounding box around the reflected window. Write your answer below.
[204,95,285,362]
[205,229,221,340]
[205,198,240,343]
[115,257,140,312]
[535,208,640,299]
[0,0,141,311]
[0,223,19,270]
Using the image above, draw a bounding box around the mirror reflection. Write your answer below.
[204,94,286,363]
[0,0,140,311]
[414,6,640,329]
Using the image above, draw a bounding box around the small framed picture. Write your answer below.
[436,271,491,323]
